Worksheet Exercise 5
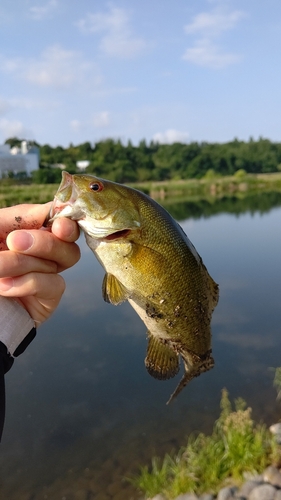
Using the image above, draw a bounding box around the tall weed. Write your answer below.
[131,389,280,499]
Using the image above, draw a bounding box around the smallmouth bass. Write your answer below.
[48,172,219,403]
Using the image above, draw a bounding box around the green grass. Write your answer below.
[0,182,58,207]
[131,389,281,499]
[2,171,281,208]
[131,172,281,201]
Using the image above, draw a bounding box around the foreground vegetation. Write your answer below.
[131,389,281,499]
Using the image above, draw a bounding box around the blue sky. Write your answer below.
[0,0,281,147]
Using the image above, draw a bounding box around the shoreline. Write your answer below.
[2,171,281,208]
[148,463,281,500]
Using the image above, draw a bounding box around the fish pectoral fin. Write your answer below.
[102,273,130,305]
[145,334,180,381]
[166,349,214,404]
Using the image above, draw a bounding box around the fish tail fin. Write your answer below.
[166,350,214,405]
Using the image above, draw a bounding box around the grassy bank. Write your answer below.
[2,171,281,207]
[0,181,58,207]
[132,172,281,202]
[131,389,281,499]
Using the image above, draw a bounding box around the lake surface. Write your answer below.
[1,193,281,499]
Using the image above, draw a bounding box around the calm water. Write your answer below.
[1,195,281,499]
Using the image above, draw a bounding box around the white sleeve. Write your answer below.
[0,297,35,356]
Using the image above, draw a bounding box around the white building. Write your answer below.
[0,141,39,177]
[76,160,90,171]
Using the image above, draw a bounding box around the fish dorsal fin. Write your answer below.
[145,335,180,381]
[102,273,130,305]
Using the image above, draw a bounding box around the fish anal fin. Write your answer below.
[166,349,214,404]
[145,335,179,381]
[102,273,130,305]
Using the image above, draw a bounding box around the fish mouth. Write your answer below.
[44,200,83,227]
[44,171,82,226]
[103,229,131,241]
[43,200,76,227]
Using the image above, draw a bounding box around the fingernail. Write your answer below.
[8,231,34,251]
[0,278,13,291]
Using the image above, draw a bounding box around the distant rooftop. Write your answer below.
[0,141,39,176]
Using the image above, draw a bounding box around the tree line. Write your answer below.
[5,137,281,184]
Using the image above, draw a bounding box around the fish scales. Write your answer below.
[47,172,219,403]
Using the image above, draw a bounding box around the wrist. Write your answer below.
[0,297,36,356]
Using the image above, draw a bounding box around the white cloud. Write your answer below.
[0,119,33,140]
[29,0,58,20]
[70,112,110,133]
[185,9,245,37]
[0,45,103,90]
[153,129,189,144]
[25,45,76,87]
[216,330,278,350]
[77,7,146,58]
[78,7,127,34]
[92,111,110,128]
[183,39,241,69]
[0,57,22,73]
[70,120,82,132]
[183,5,246,69]
[0,95,59,117]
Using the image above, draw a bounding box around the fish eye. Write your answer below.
[89,181,103,192]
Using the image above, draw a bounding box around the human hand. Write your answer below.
[0,203,80,325]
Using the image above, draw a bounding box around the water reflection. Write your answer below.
[1,192,281,499]
[163,190,281,220]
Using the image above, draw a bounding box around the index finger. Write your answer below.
[6,229,81,272]
[0,203,52,241]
